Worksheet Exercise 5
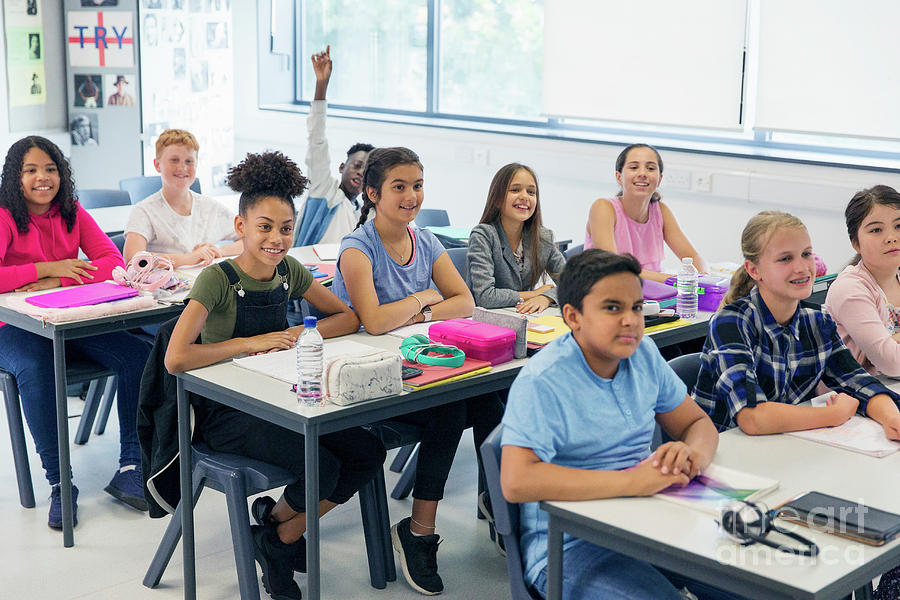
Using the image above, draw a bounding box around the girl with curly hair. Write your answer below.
[0,136,151,528]
[164,150,384,600]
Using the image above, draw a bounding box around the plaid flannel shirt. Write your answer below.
[694,287,900,431]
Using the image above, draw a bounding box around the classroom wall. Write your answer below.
[229,0,900,273]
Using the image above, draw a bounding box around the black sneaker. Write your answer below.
[391,517,444,595]
[48,484,79,530]
[251,523,302,600]
[478,491,506,557]
[251,496,306,573]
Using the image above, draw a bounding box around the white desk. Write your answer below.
[542,429,900,600]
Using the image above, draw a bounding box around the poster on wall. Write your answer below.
[3,0,46,106]
[139,0,233,192]
[67,10,135,67]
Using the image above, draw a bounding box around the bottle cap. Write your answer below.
[682,257,693,265]
[303,316,318,327]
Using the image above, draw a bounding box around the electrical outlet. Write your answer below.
[473,148,490,166]
[691,172,713,193]
[664,169,691,190]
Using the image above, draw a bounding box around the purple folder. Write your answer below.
[25,282,139,309]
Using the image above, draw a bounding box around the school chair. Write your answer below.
[414,209,450,228]
[76,189,131,209]
[446,247,467,278]
[480,424,541,600]
[119,175,201,205]
[564,243,584,260]
[668,352,702,393]
[1,361,116,508]
[110,233,126,254]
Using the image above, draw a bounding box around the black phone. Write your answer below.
[401,365,424,380]
[644,314,680,328]
[777,491,900,546]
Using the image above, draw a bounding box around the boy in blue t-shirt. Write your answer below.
[501,249,738,600]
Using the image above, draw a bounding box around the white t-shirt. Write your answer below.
[124,190,238,255]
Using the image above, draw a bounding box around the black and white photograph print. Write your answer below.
[166,17,185,43]
[172,47,186,79]
[81,0,120,6]
[143,14,160,46]
[206,22,228,49]
[27,33,41,60]
[143,0,163,9]
[70,114,99,146]
[190,59,208,92]
[27,0,38,16]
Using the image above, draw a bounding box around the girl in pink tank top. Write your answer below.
[584,144,707,283]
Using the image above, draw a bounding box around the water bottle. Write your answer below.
[676,257,699,319]
[297,316,324,407]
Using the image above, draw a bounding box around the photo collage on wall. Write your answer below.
[140,0,233,192]
[3,0,46,106]
[67,4,137,148]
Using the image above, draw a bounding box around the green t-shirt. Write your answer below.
[187,256,314,343]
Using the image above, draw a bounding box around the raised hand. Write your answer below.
[311,45,332,83]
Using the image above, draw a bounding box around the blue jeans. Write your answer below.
[0,325,149,486]
[532,540,745,600]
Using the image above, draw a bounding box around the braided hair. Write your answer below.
[355,147,423,229]
[227,151,309,215]
[0,136,78,233]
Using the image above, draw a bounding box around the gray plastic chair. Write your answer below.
[446,246,467,278]
[143,443,391,597]
[564,243,584,260]
[119,175,201,205]
[480,424,542,600]
[414,209,450,228]
[76,189,131,209]
[1,362,115,508]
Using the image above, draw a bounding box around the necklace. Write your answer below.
[378,226,410,264]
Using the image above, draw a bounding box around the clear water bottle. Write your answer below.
[297,316,324,407]
[676,257,699,319]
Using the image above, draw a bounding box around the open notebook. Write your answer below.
[233,340,388,384]
[655,463,779,515]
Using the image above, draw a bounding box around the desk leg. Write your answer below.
[305,422,320,600]
[177,379,196,600]
[546,515,563,600]
[53,332,74,548]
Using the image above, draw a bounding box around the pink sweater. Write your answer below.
[0,204,124,294]
[824,262,900,378]
[584,197,664,272]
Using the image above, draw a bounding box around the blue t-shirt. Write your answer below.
[501,333,687,585]
[331,221,445,308]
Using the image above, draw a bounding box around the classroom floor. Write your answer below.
[0,394,511,599]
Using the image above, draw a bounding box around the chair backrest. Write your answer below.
[76,189,131,209]
[565,243,584,260]
[446,247,467,278]
[415,208,450,228]
[110,233,126,254]
[119,175,202,205]
[667,352,702,395]
[480,424,541,600]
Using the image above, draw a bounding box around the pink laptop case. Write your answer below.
[25,282,139,309]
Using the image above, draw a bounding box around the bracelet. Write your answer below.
[410,293,424,312]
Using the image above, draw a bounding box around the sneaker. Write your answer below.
[478,491,506,557]
[104,464,149,511]
[251,523,302,600]
[391,517,444,595]
[48,484,79,530]
[251,496,306,573]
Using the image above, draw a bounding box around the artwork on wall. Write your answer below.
[4,0,46,106]
[67,10,135,67]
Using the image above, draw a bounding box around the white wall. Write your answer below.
[232,1,900,273]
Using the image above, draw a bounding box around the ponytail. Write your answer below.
[724,266,755,305]
[355,196,375,230]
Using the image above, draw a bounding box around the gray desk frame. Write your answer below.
[0,299,181,547]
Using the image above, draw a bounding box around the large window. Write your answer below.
[273,0,900,167]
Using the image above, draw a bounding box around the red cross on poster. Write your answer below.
[67,11,134,68]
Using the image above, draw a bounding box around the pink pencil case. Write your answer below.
[25,281,139,309]
[428,319,516,365]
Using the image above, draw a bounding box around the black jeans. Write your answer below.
[195,402,386,513]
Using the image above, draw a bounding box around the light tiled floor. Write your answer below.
[0,395,511,599]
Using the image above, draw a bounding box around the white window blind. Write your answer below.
[755,0,900,140]
[542,0,748,130]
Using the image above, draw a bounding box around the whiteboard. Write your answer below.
[755,0,900,140]
[542,0,747,130]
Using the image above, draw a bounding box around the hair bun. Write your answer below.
[227,151,308,199]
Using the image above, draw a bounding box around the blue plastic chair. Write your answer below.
[480,424,541,600]
[564,243,584,260]
[446,247,467,278]
[110,233,126,254]
[415,209,450,228]
[119,175,201,205]
[76,189,131,209]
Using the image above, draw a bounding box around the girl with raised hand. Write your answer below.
[331,147,504,595]
[164,151,383,600]
[466,163,566,313]
[693,210,900,440]
[585,143,707,283]
[0,136,150,528]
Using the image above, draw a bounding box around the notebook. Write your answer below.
[25,281,139,309]
[401,356,492,387]
[233,340,385,384]
[303,263,336,279]
[312,243,340,261]
[655,463,779,515]
[787,415,900,458]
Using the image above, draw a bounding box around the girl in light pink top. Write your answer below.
[824,184,900,600]
[585,144,707,283]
